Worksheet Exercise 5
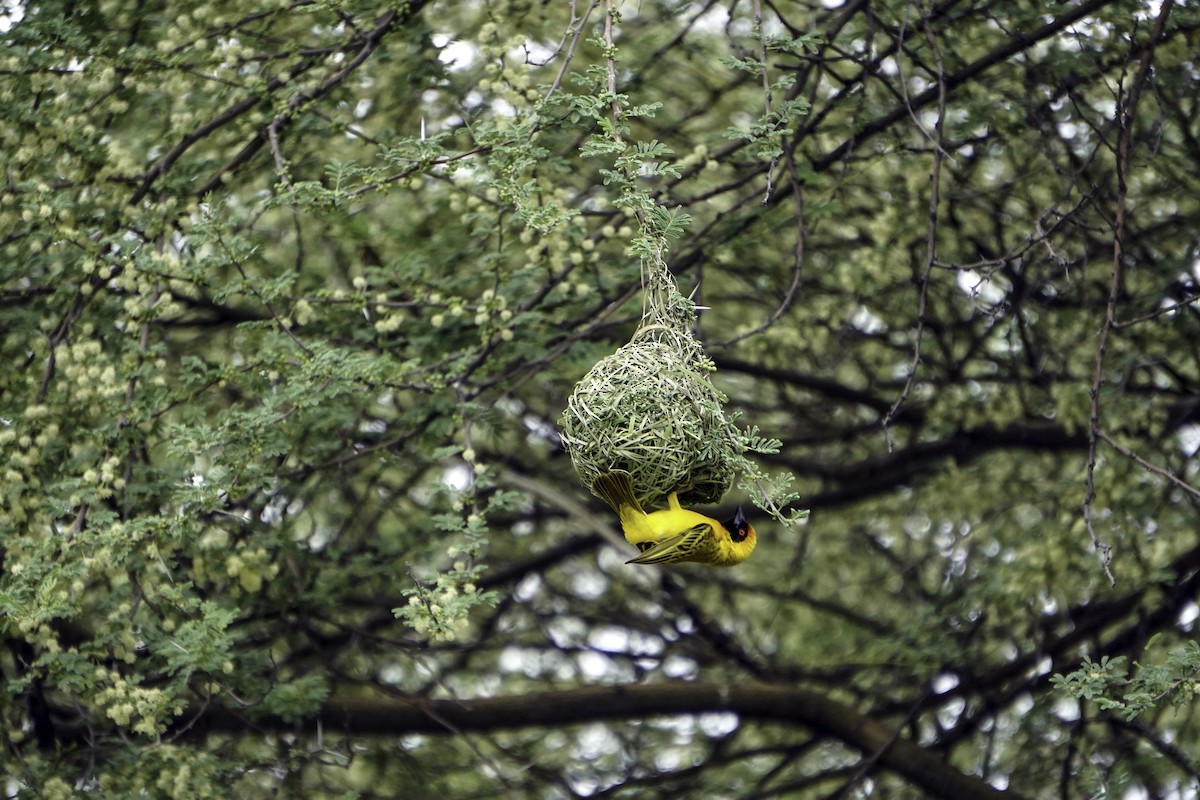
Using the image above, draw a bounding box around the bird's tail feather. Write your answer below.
[591,471,646,516]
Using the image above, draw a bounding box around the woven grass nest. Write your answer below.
[560,318,742,509]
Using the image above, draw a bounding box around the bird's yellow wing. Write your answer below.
[625,522,714,565]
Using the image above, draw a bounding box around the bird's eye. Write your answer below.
[724,507,749,542]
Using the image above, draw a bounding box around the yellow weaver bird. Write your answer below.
[591,471,756,566]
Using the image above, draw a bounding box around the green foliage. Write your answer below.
[393,474,502,641]
[2,0,1199,798]
[1052,654,1133,713]
[1054,640,1200,722]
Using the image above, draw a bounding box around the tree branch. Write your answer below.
[811,0,1124,173]
[187,682,1023,800]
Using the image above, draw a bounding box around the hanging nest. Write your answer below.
[560,258,743,509]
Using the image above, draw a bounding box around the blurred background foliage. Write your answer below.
[2,0,1200,797]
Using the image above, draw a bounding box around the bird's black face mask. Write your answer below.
[725,507,750,542]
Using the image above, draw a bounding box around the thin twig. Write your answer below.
[881,7,946,447]
[752,0,778,203]
[1082,0,1174,587]
[603,0,623,145]
[714,161,805,347]
[538,0,598,107]
[1098,430,1200,500]
[835,685,934,798]
[221,234,315,358]
[1113,291,1200,328]
[267,120,290,186]
[891,2,955,164]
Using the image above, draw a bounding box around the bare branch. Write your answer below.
[882,6,948,445]
[1098,430,1200,500]
[1083,0,1176,587]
